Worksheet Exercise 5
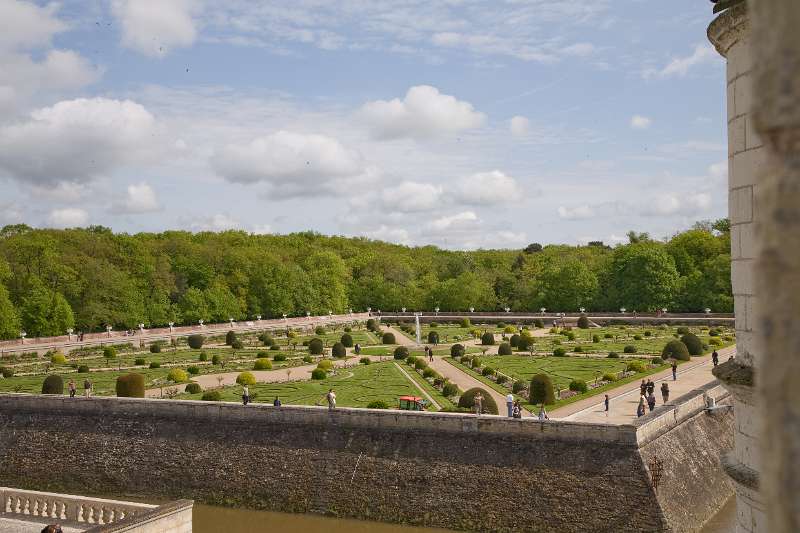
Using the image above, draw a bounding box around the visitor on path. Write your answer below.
[661,382,670,404]
[83,378,92,398]
[712,350,719,367]
[326,389,336,409]
[647,391,656,412]
[68,380,76,398]
[354,343,361,355]
[506,393,514,417]
[474,392,484,415]
[538,404,549,421]
[242,385,250,405]
[428,348,434,363]
[646,379,655,396]
[637,395,646,418]
[604,394,610,412]
[672,361,678,381]
[640,380,647,396]
[512,400,522,419]
[273,396,281,407]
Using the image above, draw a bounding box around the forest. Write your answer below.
[0,220,732,339]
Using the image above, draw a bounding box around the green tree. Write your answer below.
[20,279,74,337]
[605,242,679,311]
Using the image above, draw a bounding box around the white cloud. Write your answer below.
[0,98,156,185]
[561,42,595,57]
[113,182,160,214]
[27,181,88,202]
[112,0,198,57]
[251,224,272,235]
[509,116,530,137]
[0,0,65,50]
[708,161,728,181]
[451,170,524,206]
[630,115,652,130]
[211,130,370,198]
[381,181,443,213]
[645,43,719,79]
[47,208,88,228]
[558,205,596,220]
[190,213,240,232]
[643,193,712,217]
[364,225,411,245]
[427,211,479,232]
[360,85,485,140]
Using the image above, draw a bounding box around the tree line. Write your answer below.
[0,220,732,339]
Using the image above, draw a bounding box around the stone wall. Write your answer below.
[0,394,732,532]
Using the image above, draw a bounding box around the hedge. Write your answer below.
[116,373,144,397]
[367,400,389,409]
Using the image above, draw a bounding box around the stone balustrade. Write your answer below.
[0,487,155,526]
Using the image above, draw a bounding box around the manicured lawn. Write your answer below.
[0,368,178,396]
[178,361,448,410]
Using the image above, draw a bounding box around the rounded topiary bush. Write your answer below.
[498,342,512,356]
[604,333,613,339]
[394,346,409,360]
[574,346,583,353]
[626,361,647,373]
[236,372,256,386]
[50,352,67,365]
[709,328,720,337]
[77,365,89,373]
[481,332,495,346]
[340,333,354,347]
[681,333,704,356]
[259,333,274,347]
[442,382,460,397]
[225,330,237,346]
[676,326,690,335]
[311,368,327,380]
[134,357,146,366]
[470,357,482,369]
[149,343,162,354]
[459,355,471,364]
[423,367,437,379]
[504,326,516,334]
[273,353,287,361]
[149,361,161,369]
[308,338,324,355]
[529,374,555,405]
[458,387,498,414]
[167,368,188,383]
[509,334,521,348]
[623,345,637,354]
[231,339,244,350]
[450,343,465,358]
[633,334,643,341]
[366,318,378,331]
[254,358,272,370]
[198,351,208,362]
[662,340,690,361]
[367,400,389,409]
[533,319,544,328]
[608,351,619,358]
[332,342,346,358]
[602,372,618,382]
[577,315,590,329]
[553,347,567,357]
[427,331,439,344]
[211,353,221,365]
[592,335,600,343]
[569,379,588,393]
[644,331,652,337]
[187,366,200,375]
[381,332,396,344]
[360,357,371,365]
[517,335,533,351]
[115,373,144,397]
[201,390,221,401]
[315,326,326,336]
[709,337,722,346]
[185,382,202,394]
[512,380,526,394]
[42,375,64,395]
[414,359,428,370]
[0,366,13,378]
[459,317,471,328]
[317,359,334,371]
[565,332,576,341]
[187,335,205,349]
[481,366,495,377]
[303,355,313,363]
[496,374,508,385]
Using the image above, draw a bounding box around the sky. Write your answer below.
[0,0,728,249]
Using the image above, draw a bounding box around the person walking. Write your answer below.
[68,380,76,398]
[273,396,281,407]
[538,404,549,421]
[428,347,434,363]
[647,391,656,412]
[640,379,647,396]
[326,388,336,409]
[83,378,92,398]
[646,379,655,396]
[672,361,678,381]
[506,393,514,417]
[712,350,719,367]
[604,394,610,413]
[242,385,250,405]
[474,392,484,415]
[354,344,361,355]
[512,400,522,419]
[661,382,670,404]
[637,394,646,418]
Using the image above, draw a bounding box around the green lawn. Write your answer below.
[0,368,179,396]
[177,361,447,410]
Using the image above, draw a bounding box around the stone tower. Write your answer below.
[707,3,766,533]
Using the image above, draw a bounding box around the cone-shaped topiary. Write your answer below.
[309,338,324,355]
[382,332,396,344]
[225,330,237,345]
[458,387,498,414]
[340,333,354,347]
[481,332,495,345]
[450,343,465,358]
[577,315,590,329]
[529,373,555,405]
[498,342,512,355]
[42,374,64,395]
[680,333,704,356]
[332,342,346,358]
[116,373,144,397]
[662,340,690,361]
[188,335,205,349]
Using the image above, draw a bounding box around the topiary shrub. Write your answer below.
[481,332,495,345]
[529,374,555,405]
[187,335,204,349]
[134,357,146,365]
[77,365,89,373]
[681,333,704,356]
[366,318,378,331]
[259,333,274,347]
[517,335,533,351]
[592,335,600,343]
[504,326,516,334]
[458,387,498,414]
[602,372,618,382]
[459,355,471,364]
[0,366,13,378]
[459,317,471,328]
[225,330,237,346]
[149,343,162,354]
[574,346,585,353]
[273,354,287,361]
[565,332,576,341]
[442,382,461,397]
[633,334,643,341]
[167,368,188,383]
[498,342,512,355]
[198,351,208,362]
[709,328,720,337]
[569,379,588,393]
[534,319,544,328]
[608,351,620,358]
[450,343,465,358]
[427,331,440,344]
[423,367,436,379]
[623,345,637,354]
[340,333,354,347]
[553,347,567,357]
[512,380,526,394]
[676,326,689,335]
[332,342,347,358]
[211,354,221,365]
[317,359,334,371]
[254,358,272,370]
[394,346,410,360]
[149,361,161,369]
[471,357,482,369]
[50,352,67,365]
[201,390,221,401]
[644,331,652,337]
[481,366,495,377]
[709,337,722,346]
[509,334,521,348]
[187,366,200,375]
[309,338,324,355]
[604,333,613,339]
[381,332,396,344]
[303,355,313,363]
[42,375,64,395]
[311,368,327,380]
[115,373,144,397]
[497,321,506,329]
[270,345,280,351]
[626,361,647,373]
[185,383,202,394]
[414,359,428,370]
[360,357,371,365]
[577,315,590,329]
[236,372,256,386]
[367,400,389,409]
[314,325,326,336]
[662,340,690,361]
[496,374,508,385]
[430,321,439,328]
[231,339,244,350]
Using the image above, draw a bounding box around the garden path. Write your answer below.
[392,362,441,410]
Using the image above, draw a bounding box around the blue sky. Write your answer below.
[0,0,727,249]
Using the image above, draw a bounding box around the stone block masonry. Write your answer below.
[0,393,733,532]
